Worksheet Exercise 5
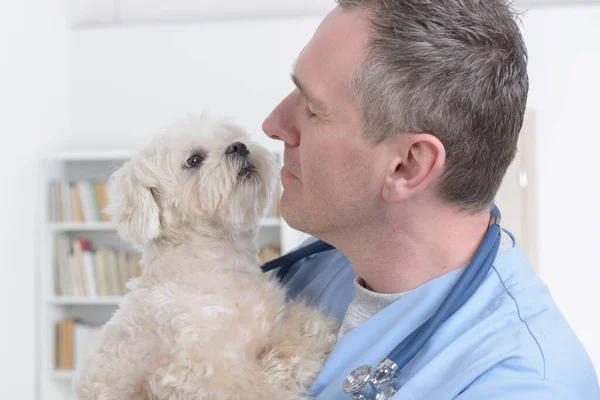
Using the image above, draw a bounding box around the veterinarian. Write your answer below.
[260,0,600,399]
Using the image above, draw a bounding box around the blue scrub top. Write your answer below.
[277,232,600,399]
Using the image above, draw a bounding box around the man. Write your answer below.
[261,0,600,399]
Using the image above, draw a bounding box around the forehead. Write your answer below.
[294,7,371,100]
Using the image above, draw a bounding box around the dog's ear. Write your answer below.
[105,157,161,247]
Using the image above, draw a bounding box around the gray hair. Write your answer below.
[337,0,529,212]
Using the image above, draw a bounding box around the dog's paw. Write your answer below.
[259,301,339,396]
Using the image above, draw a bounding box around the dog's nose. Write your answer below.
[225,142,249,157]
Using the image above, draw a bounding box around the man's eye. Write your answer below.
[185,154,204,167]
[305,105,317,119]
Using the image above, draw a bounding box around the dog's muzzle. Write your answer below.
[225,142,256,179]
[225,141,249,157]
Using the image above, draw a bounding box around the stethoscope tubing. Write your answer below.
[387,219,501,367]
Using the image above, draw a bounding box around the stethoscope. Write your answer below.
[262,205,502,400]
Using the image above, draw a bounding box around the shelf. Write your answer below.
[48,218,281,232]
[43,148,282,162]
[51,370,74,380]
[47,222,118,231]
[49,296,124,306]
[43,150,133,162]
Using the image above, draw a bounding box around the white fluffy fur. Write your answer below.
[73,113,339,400]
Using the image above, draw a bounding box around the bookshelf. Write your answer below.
[37,148,308,400]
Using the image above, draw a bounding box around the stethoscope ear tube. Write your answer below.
[261,239,335,278]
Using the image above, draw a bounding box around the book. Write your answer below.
[54,235,142,297]
[48,180,111,223]
[55,319,103,371]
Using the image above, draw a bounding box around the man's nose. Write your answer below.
[262,93,300,147]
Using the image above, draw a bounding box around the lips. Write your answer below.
[281,149,302,179]
[282,151,300,181]
[281,164,299,181]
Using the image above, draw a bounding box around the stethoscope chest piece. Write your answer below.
[342,358,400,400]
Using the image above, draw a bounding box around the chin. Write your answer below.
[280,196,313,234]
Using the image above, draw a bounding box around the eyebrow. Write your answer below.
[290,73,327,112]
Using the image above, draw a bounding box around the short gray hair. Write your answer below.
[337,0,529,212]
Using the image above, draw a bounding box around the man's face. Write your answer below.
[262,7,388,238]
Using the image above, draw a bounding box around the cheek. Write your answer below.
[305,145,365,197]
[178,173,207,216]
[178,178,194,212]
[339,149,379,201]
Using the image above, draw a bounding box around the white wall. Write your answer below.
[65,2,600,376]
[66,0,336,25]
[520,4,600,374]
[1,1,599,397]
[66,16,323,152]
[0,1,70,398]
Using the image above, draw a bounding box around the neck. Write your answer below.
[140,222,261,274]
[323,202,491,294]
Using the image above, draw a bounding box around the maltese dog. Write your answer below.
[74,113,339,400]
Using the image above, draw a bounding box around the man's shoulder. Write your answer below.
[477,244,600,397]
[400,243,600,398]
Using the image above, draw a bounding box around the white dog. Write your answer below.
[74,113,339,400]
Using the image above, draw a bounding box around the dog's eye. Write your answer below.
[185,154,204,168]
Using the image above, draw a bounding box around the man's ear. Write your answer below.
[105,158,161,247]
[382,133,446,203]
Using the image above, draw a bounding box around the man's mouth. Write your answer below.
[281,164,299,182]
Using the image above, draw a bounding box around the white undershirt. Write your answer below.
[337,230,514,340]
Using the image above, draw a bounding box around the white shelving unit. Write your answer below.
[37,148,308,400]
